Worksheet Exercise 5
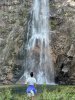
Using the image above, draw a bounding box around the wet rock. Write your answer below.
[67,44,75,57]
[55,54,73,84]
[6,72,13,80]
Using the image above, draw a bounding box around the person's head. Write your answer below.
[30,72,33,77]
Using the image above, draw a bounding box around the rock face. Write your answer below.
[0,0,75,84]
[0,0,32,84]
[50,0,75,84]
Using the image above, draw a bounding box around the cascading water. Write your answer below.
[21,0,54,84]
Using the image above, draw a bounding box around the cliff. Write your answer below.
[0,0,75,84]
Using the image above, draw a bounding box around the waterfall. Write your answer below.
[21,0,54,84]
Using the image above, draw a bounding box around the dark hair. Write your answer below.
[30,72,33,77]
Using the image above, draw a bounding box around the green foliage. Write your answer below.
[50,19,57,30]
[4,89,12,100]
[0,86,75,100]
[42,82,46,90]
[0,28,6,34]
[38,86,75,100]
[0,89,12,100]
[18,8,28,26]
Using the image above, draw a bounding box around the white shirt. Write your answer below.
[26,77,36,85]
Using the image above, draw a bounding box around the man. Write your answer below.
[26,72,37,100]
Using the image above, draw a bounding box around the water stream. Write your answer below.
[21,0,54,84]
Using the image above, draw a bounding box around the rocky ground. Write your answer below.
[0,0,75,84]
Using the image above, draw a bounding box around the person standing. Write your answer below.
[26,72,37,100]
